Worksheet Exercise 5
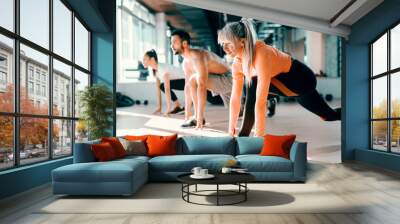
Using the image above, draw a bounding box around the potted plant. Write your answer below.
[79,84,113,140]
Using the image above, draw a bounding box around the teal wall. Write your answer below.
[92,32,115,136]
[0,0,116,200]
[0,158,72,199]
[91,0,116,136]
[344,0,400,171]
[92,33,114,87]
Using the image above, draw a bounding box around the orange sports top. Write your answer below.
[229,40,292,137]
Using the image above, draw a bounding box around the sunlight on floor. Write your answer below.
[117,110,228,137]
[117,100,341,163]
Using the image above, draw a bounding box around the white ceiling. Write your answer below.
[227,0,352,22]
[170,0,384,37]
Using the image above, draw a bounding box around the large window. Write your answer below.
[0,0,14,32]
[0,0,91,171]
[370,23,400,154]
[20,0,49,49]
[117,0,157,83]
[74,17,89,70]
[53,0,72,60]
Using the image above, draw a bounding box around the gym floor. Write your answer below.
[116,100,341,163]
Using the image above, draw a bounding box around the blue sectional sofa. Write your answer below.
[52,136,307,196]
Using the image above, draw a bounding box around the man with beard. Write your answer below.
[170,29,232,128]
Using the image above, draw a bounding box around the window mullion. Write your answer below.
[49,0,54,160]
[71,10,76,154]
[370,45,373,149]
[388,29,391,153]
[13,0,21,167]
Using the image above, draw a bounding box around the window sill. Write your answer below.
[0,156,72,175]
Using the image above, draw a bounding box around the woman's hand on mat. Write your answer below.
[228,127,237,137]
[164,106,171,116]
[153,108,161,114]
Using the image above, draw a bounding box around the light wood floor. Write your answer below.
[1,161,400,224]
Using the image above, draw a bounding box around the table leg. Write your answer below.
[187,184,190,202]
[245,183,247,201]
[217,184,219,206]
[181,184,183,199]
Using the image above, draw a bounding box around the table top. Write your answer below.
[177,172,255,185]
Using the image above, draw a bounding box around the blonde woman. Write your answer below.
[218,18,341,137]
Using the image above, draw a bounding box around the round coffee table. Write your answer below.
[177,172,255,206]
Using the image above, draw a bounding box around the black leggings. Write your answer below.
[238,59,340,136]
[159,79,185,102]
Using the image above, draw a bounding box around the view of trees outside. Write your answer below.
[0,115,13,169]
[75,119,88,143]
[391,72,400,153]
[372,99,400,152]
[0,85,63,168]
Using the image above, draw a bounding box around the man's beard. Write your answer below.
[173,48,182,55]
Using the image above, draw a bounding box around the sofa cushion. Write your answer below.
[124,135,149,141]
[260,134,296,159]
[236,155,293,172]
[101,137,127,158]
[91,142,118,161]
[176,136,235,155]
[147,134,177,157]
[73,139,100,163]
[235,137,264,155]
[115,155,150,163]
[149,154,235,172]
[119,138,147,156]
[124,135,151,149]
[52,159,147,183]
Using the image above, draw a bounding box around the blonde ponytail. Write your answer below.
[239,18,257,82]
[218,18,257,84]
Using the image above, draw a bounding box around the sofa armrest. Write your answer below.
[73,140,100,163]
[289,141,307,181]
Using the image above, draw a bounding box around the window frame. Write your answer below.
[0,0,92,171]
[369,19,400,154]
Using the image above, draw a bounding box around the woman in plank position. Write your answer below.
[218,18,341,137]
[143,50,185,116]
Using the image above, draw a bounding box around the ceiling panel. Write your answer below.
[170,0,384,37]
[226,0,352,21]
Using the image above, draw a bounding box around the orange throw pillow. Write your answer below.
[259,134,296,159]
[91,142,117,161]
[146,134,177,157]
[124,135,149,141]
[101,137,127,158]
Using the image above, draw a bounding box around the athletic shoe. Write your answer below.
[170,106,185,114]
[180,118,206,128]
[177,108,186,115]
[181,119,196,128]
